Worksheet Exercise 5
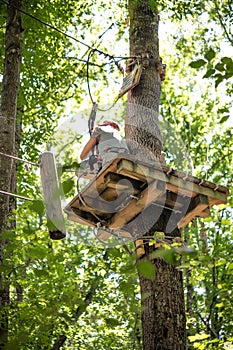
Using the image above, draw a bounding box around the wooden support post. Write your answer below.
[135,239,145,257]
[39,152,66,239]
[154,242,164,249]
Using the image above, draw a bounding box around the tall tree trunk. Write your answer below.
[0,0,22,346]
[126,1,187,349]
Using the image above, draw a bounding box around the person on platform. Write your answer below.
[80,120,129,170]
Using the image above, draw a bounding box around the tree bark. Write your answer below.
[139,257,186,350]
[126,0,187,349]
[0,0,22,346]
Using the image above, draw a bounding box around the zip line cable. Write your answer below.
[65,23,116,68]
[2,0,131,111]
[1,0,90,48]
[1,0,131,62]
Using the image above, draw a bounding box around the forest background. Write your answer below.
[0,0,232,349]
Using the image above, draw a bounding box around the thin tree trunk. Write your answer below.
[0,0,22,346]
[126,1,187,349]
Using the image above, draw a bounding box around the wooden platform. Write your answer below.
[64,154,229,238]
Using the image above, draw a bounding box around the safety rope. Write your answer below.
[0,152,39,201]
[76,171,105,223]
[86,49,121,112]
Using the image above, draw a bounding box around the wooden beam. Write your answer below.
[178,194,209,229]
[76,194,118,214]
[104,172,145,192]
[65,155,229,236]
[109,180,165,229]
[198,207,210,218]
[135,239,145,256]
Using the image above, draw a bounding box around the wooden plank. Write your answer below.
[166,180,228,205]
[117,159,150,181]
[116,154,229,195]
[208,197,226,207]
[198,207,210,218]
[68,157,120,209]
[104,172,145,193]
[77,194,119,214]
[178,194,209,229]
[65,155,229,236]
[64,206,132,239]
[164,191,184,209]
[109,180,165,229]
[118,64,142,97]
[39,152,66,239]
[117,159,228,205]
[71,207,100,226]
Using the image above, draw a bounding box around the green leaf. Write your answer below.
[226,60,233,72]
[189,59,207,68]
[203,68,215,78]
[29,200,45,216]
[215,74,224,87]
[109,247,122,258]
[204,48,215,61]
[220,115,230,124]
[62,178,74,194]
[137,260,155,279]
[221,57,232,65]
[105,318,121,327]
[215,63,225,72]
[189,333,210,342]
[27,246,47,259]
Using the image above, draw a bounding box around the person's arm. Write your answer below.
[80,137,97,160]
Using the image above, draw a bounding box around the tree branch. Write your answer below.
[214,3,233,45]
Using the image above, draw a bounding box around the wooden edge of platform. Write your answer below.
[64,207,133,241]
[113,154,229,195]
[116,158,229,205]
